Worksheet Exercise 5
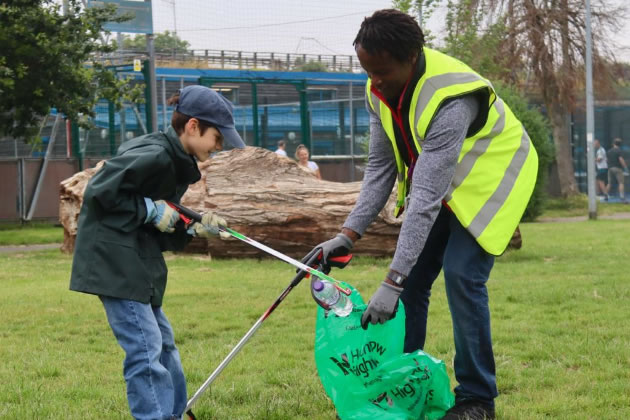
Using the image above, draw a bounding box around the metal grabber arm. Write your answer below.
[166,202,353,417]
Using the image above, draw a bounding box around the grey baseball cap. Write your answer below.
[176,85,246,149]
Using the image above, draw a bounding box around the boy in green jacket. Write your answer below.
[70,85,245,420]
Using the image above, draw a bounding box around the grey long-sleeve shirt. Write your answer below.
[343,94,479,277]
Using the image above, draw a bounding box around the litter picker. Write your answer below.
[168,202,351,294]
[167,203,352,417]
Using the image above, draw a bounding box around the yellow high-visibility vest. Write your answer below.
[366,48,538,255]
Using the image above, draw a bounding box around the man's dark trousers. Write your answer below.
[400,206,498,405]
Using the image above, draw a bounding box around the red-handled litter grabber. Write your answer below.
[166,203,353,416]
[168,202,352,294]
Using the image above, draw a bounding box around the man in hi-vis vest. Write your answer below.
[302,9,537,420]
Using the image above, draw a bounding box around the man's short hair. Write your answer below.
[277,140,286,148]
[353,9,425,63]
[614,138,622,146]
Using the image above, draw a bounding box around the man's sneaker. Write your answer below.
[440,399,495,420]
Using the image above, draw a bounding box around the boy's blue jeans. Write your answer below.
[100,296,187,420]
[400,207,498,405]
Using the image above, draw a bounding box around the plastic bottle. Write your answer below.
[311,279,353,317]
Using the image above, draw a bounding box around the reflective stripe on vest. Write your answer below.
[413,72,491,141]
[367,87,408,213]
[365,48,538,255]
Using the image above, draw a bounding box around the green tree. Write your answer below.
[441,0,510,80]
[122,31,190,54]
[391,0,442,44]
[0,0,135,141]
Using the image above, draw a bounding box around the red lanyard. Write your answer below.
[370,77,416,167]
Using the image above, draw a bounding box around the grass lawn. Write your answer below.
[1,219,629,419]
[0,222,64,246]
[541,194,630,218]
[0,193,626,247]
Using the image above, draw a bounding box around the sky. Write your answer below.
[151,0,397,56]
[148,0,630,61]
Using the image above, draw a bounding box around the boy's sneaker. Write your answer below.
[440,399,495,420]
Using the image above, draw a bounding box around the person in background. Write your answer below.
[594,139,608,200]
[69,85,245,420]
[302,9,538,420]
[295,143,322,179]
[274,139,288,157]
[606,137,629,203]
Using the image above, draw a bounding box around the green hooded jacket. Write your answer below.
[69,126,201,306]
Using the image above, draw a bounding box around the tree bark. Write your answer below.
[548,104,578,197]
[59,147,402,258]
[59,161,104,254]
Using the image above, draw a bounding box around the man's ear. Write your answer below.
[409,52,419,65]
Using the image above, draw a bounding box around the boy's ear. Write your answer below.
[185,118,200,135]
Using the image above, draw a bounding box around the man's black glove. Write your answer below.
[301,233,353,273]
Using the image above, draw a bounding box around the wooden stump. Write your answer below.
[59,147,402,258]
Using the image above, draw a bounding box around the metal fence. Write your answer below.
[0,76,371,161]
[113,49,362,73]
[0,111,73,159]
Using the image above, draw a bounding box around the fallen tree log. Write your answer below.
[59,147,522,258]
[59,161,104,254]
[59,147,402,258]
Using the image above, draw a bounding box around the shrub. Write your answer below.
[494,82,555,221]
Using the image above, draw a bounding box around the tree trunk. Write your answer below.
[548,103,578,197]
[59,147,402,258]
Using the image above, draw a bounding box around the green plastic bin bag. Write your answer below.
[314,282,454,420]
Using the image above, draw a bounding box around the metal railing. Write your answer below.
[104,48,363,73]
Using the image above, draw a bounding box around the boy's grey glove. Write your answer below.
[360,282,403,329]
[301,233,353,270]
[145,198,180,233]
[187,212,231,239]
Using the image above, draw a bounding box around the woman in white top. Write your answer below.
[295,144,322,179]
